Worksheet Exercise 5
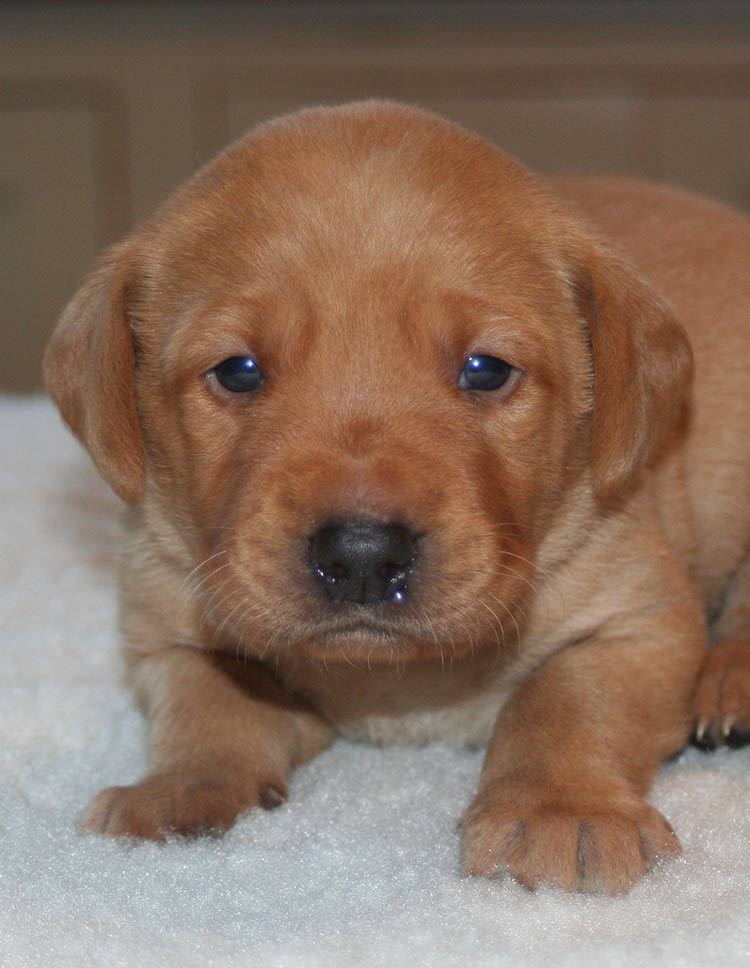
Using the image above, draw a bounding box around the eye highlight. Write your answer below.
[459,355,514,391]
[213,356,263,393]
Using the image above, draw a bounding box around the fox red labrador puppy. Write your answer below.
[45,101,750,894]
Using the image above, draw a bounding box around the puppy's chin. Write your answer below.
[272,613,422,664]
[311,621,407,662]
[219,602,514,668]
[321,620,400,641]
[286,628,432,666]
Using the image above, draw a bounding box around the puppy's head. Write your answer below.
[45,102,692,663]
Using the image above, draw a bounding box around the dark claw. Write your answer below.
[691,730,718,752]
[259,785,287,810]
[726,727,750,750]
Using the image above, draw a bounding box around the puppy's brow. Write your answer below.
[159,300,264,373]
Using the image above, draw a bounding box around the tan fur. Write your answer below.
[44,101,750,893]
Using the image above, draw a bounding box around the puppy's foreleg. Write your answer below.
[461,598,705,894]
[694,552,750,747]
[82,647,333,840]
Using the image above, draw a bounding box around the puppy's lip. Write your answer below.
[321,618,400,640]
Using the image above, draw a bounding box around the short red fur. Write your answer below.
[45,102,750,893]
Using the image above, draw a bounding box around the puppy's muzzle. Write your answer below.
[310,519,416,605]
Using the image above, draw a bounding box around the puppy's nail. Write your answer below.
[259,785,286,810]
[726,726,750,749]
[722,715,736,738]
[692,725,716,752]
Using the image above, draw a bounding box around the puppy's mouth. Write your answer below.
[318,616,401,642]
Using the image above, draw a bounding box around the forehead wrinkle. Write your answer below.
[275,291,319,371]
[300,295,449,418]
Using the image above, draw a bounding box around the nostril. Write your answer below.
[377,560,410,582]
[311,528,343,569]
[314,561,348,585]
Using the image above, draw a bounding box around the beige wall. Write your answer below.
[3,2,750,391]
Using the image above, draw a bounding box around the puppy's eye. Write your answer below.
[213,356,263,393]
[459,355,513,391]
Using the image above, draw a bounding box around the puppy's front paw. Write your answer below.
[82,765,287,841]
[460,784,680,894]
[694,639,750,749]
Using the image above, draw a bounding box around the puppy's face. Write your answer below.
[45,103,692,665]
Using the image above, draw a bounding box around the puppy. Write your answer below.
[44,101,750,894]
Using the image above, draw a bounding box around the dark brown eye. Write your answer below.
[459,355,513,391]
[213,356,263,393]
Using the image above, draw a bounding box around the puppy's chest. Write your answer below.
[333,692,507,746]
[277,657,513,747]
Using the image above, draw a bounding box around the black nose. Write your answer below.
[310,519,416,604]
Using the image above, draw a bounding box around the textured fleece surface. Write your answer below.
[1,395,749,968]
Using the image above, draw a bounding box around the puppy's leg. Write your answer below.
[83,648,333,840]
[694,553,750,748]
[461,596,705,894]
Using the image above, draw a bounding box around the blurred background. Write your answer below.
[3,0,750,393]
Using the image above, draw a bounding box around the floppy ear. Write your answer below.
[573,241,693,503]
[43,242,145,503]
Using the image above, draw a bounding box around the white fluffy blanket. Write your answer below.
[2,396,749,968]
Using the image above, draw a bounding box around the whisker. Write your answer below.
[485,590,523,656]
[208,598,243,653]
[176,550,229,605]
[495,560,542,599]
[200,580,244,632]
[186,561,232,603]
[499,548,554,584]
[477,598,504,656]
